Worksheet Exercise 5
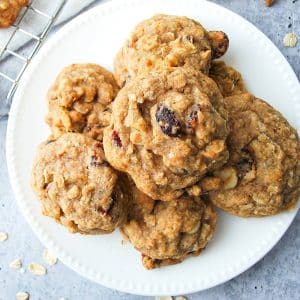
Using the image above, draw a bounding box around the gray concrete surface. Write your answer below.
[0,0,299,299]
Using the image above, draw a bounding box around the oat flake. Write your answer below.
[283,33,298,47]
[155,297,173,300]
[28,263,47,275]
[0,232,8,241]
[43,249,58,266]
[9,258,22,269]
[175,297,187,300]
[16,292,29,300]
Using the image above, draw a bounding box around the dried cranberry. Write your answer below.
[90,155,103,167]
[96,196,115,216]
[186,104,200,133]
[94,141,103,148]
[208,31,229,59]
[237,146,255,178]
[155,104,181,137]
[112,130,122,147]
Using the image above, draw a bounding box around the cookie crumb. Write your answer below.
[283,33,298,47]
[0,232,8,241]
[43,249,58,266]
[265,0,274,6]
[16,292,29,300]
[28,263,47,275]
[9,258,22,269]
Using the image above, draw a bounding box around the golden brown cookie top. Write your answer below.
[46,64,119,141]
[210,93,300,217]
[32,133,127,234]
[0,0,29,28]
[209,61,248,97]
[114,14,229,87]
[104,67,229,201]
[121,182,217,269]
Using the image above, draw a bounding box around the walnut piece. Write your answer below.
[265,0,274,6]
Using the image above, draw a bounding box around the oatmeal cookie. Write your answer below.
[114,14,229,87]
[210,93,300,217]
[32,133,127,234]
[0,0,28,28]
[103,67,229,201]
[46,64,119,141]
[209,61,248,97]
[121,182,217,269]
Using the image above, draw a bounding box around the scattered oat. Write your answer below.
[265,0,274,6]
[43,249,58,266]
[283,33,298,47]
[16,292,29,300]
[28,263,47,275]
[9,259,22,269]
[155,297,172,300]
[175,297,187,300]
[0,232,8,242]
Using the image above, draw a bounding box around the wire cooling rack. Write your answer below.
[0,0,67,118]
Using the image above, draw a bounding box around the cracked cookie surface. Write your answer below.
[210,93,300,217]
[32,133,127,234]
[209,61,248,97]
[103,67,229,201]
[0,0,28,28]
[46,64,119,141]
[121,181,217,269]
[114,14,229,87]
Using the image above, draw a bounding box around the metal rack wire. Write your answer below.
[0,0,67,118]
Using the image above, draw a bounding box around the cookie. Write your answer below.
[114,14,229,87]
[121,181,217,269]
[209,61,248,97]
[103,67,229,201]
[209,93,300,217]
[32,133,127,234]
[46,64,119,141]
[0,0,28,28]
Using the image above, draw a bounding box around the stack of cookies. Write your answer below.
[32,15,300,269]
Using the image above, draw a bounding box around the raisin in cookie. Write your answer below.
[46,64,119,141]
[103,67,229,201]
[210,93,300,217]
[121,181,217,269]
[114,14,229,87]
[209,61,248,97]
[0,0,28,28]
[32,133,127,234]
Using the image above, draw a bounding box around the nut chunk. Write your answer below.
[265,0,274,7]
[104,67,229,201]
[32,133,127,234]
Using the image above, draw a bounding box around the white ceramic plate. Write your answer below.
[6,0,300,296]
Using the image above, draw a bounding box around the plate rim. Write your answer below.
[5,0,300,296]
